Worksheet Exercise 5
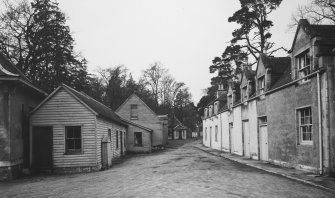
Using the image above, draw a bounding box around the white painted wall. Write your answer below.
[221,112,230,152]
[232,106,243,155]
[248,100,259,160]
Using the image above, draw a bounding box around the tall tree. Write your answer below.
[228,0,284,60]
[0,0,88,92]
[209,44,247,89]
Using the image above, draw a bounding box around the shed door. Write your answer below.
[242,121,250,158]
[259,126,268,161]
[32,126,53,169]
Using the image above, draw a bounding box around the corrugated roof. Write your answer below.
[62,84,127,126]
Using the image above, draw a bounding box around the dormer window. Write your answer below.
[258,76,265,94]
[228,95,233,108]
[214,102,219,115]
[242,86,248,101]
[297,49,311,82]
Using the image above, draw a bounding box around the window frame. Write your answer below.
[130,104,138,120]
[134,132,143,146]
[297,107,313,145]
[258,76,265,94]
[65,126,82,155]
[242,85,248,101]
[296,49,311,82]
[116,130,119,149]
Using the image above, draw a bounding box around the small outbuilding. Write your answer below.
[30,84,127,173]
[116,94,168,151]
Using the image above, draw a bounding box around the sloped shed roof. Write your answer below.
[32,84,127,126]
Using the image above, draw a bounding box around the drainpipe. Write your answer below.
[317,72,323,175]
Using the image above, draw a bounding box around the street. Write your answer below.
[1,140,334,198]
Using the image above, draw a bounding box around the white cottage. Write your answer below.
[30,84,127,173]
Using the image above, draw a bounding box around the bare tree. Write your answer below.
[141,62,166,106]
[290,0,335,30]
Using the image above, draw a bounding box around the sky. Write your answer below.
[54,0,310,103]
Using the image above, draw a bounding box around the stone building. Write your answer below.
[203,19,335,176]
[0,53,46,180]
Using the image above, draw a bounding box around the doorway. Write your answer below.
[259,125,268,161]
[229,123,233,153]
[242,120,250,158]
[32,126,53,170]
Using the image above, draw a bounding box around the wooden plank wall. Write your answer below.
[96,118,126,161]
[31,89,97,168]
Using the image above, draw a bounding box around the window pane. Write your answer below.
[67,139,74,150]
[74,139,81,149]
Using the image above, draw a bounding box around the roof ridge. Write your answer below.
[62,83,116,114]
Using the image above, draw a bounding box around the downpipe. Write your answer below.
[317,72,323,175]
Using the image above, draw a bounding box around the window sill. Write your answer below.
[297,142,313,147]
[134,145,143,147]
[130,118,138,120]
[64,152,83,155]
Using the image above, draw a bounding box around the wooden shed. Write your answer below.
[30,84,127,173]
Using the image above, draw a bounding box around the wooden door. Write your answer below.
[120,131,123,155]
[209,127,212,148]
[229,123,233,153]
[32,126,53,169]
[242,121,250,158]
[259,126,268,161]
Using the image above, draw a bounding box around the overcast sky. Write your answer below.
[55,0,310,103]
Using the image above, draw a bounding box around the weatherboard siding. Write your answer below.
[31,88,97,168]
[96,118,126,162]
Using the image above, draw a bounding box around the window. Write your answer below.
[205,128,207,141]
[298,107,312,144]
[108,129,111,142]
[204,108,208,118]
[259,116,267,125]
[258,76,265,94]
[134,132,142,146]
[215,125,218,142]
[214,102,218,115]
[130,104,138,120]
[297,49,311,82]
[116,130,119,148]
[228,95,233,108]
[65,126,81,154]
[242,86,247,101]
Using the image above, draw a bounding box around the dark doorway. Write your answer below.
[120,131,123,155]
[32,126,53,170]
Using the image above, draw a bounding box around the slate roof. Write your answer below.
[62,84,127,126]
[0,52,46,95]
[310,25,335,38]
[270,66,292,90]
[259,54,291,89]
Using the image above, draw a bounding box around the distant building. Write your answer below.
[116,94,168,151]
[30,84,127,173]
[202,19,335,176]
[0,53,46,181]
